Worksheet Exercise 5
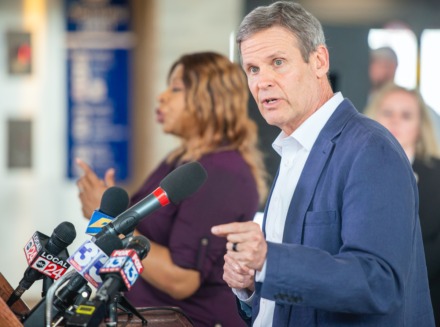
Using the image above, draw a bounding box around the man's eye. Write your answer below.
[250,67,259,74]
[274,59,283,66]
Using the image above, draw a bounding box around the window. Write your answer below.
[420,29,440,114]
[368,27,418,89]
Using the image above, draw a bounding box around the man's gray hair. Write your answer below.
[236,1,326,63]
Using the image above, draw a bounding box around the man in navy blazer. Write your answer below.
[211,1,435,326]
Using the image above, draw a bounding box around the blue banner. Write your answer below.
[66,0,133,181]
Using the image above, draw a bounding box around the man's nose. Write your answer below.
[256,68,275,89]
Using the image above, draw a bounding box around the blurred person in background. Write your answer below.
[365,82,440,326]
[368,46,399,99]
[76,51,268,326]
[368,46,440,144]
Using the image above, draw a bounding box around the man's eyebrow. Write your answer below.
[244,50,289,65]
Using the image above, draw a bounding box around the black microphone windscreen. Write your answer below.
[127,235,151,260]
[159,161,207,204]
[50,221,77,251]
[100,186,130,217]
[94,234,123,255]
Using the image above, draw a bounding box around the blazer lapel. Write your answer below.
[282,99,358,244]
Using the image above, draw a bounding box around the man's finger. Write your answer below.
[224,253,254,275]
[211,221,258,237]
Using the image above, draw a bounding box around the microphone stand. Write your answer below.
[41,276,53,298]
[114,294,147,325]
[65,291,147,326]
[104,292,147,326]
[105,293,118,327]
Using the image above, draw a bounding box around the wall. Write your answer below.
[0,0,78,306]
[0,0,244,305]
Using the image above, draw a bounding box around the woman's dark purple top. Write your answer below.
[125,150,259,326]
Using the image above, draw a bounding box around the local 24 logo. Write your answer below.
[24,232,43,265]
[23,232,70,280]
[30,252,70,280]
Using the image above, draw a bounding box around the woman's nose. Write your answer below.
[157,90,167,103]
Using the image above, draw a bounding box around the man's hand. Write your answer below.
[223,253,255,291]
[211,221,267,272]
[76,158,116,218]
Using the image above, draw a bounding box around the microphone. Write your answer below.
[86,186,129,236]
[22,234,123,327]
[69,187,129,289]
[22,186,129,326]
[66,236,150,327]
[7,221,77,307]
[94,161,207,239]
[66,233,125,290]
[54,234,123,309]
[97,235,150,299]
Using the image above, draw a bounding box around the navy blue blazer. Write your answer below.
[246,99,435,326]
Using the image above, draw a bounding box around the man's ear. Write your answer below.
[312,45,330,78]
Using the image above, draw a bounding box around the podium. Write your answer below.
[100,307,193,327]
[0,273,193,326]
[0,273,30,327]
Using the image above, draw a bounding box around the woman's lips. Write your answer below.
[156,108,164,123]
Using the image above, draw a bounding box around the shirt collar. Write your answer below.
[273,92,344,155]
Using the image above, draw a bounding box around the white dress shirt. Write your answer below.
[235,92,343,326]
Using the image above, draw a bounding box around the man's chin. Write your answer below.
[262,116,281,129]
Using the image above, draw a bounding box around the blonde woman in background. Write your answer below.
[365,82,440,325]
[76,51,268,326]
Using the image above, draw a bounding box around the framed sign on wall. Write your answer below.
[7,31,32,75]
